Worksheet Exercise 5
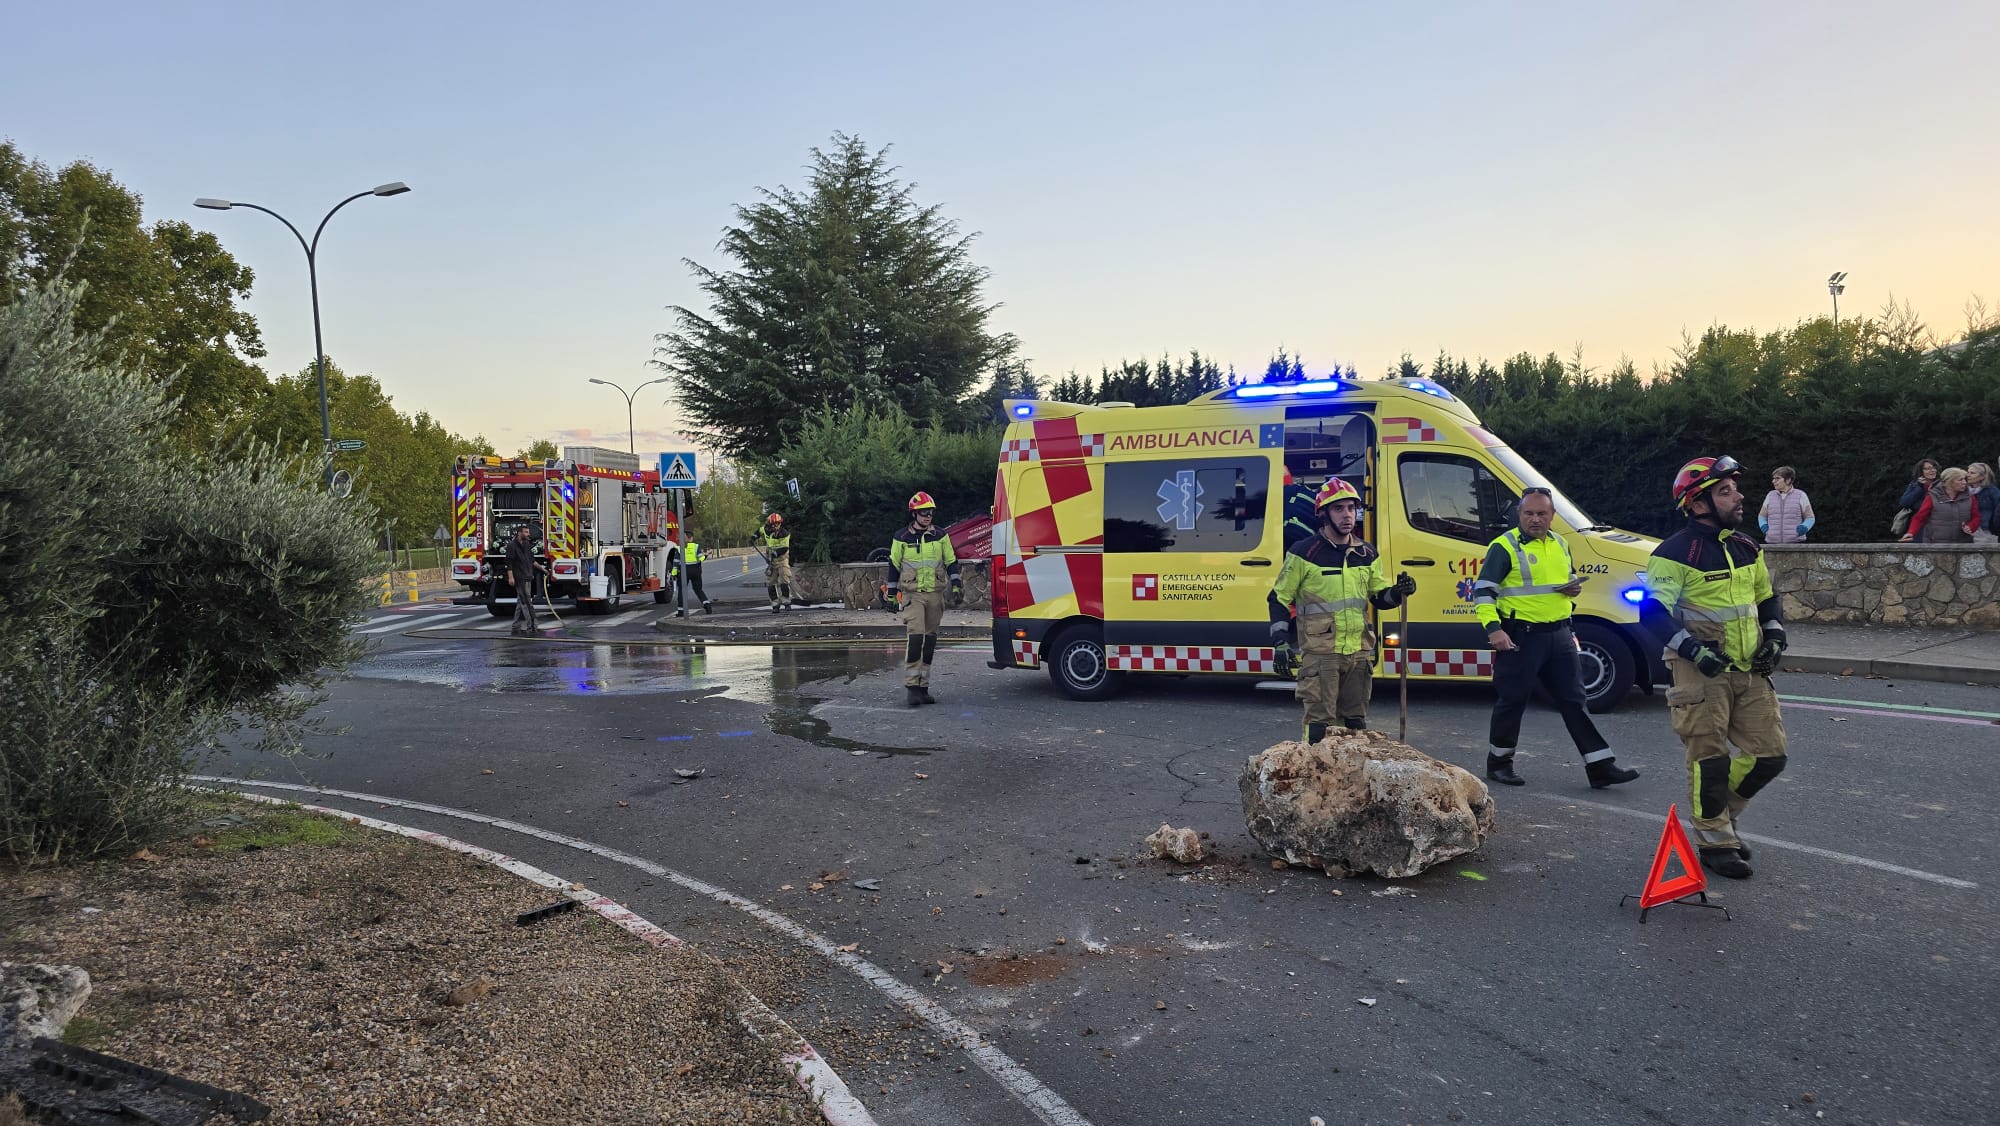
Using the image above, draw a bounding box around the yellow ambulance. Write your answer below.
[987,375,1666,710]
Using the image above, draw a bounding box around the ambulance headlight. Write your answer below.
[1620,585,1647,605]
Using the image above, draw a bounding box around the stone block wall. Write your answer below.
[1764,544,2000,629]
[790,560,991,610]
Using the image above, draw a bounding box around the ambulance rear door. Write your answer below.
[1098,453,1279,664]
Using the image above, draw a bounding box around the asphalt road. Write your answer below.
[210,600,2000,1126]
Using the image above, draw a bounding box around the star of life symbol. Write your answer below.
[1156,470,1203,530]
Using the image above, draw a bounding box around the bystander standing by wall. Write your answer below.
[1758,467,1815,543]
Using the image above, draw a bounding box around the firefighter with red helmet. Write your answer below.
[1268,478,1415,741]
[886,491,961,706]
[1640,456,1788,880]
[756,512,794,613]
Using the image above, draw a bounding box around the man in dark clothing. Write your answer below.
[504,525,546,636]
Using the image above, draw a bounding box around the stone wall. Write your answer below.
[1765,544,2000,629]
[791,560,991,610]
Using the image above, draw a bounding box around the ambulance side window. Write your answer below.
[1398,455,1516,545]
[1102,458,1270,553]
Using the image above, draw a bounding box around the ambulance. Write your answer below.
[988,375,1667,711]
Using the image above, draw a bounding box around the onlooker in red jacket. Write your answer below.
[1902,467,1981,543]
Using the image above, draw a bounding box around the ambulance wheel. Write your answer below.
[1574,621,1634,713]
[1046,624,1122,701]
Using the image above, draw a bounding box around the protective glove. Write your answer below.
[885,584,900,612]
[950,580,964,607]
[1393,571,1417,598]
[1675,635,1728,677]
[1750,624,1787,676]
[1272,641,1294,676]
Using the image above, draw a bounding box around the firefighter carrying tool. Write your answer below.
[887,491,961,706]
[1639,456,1788,880]
[1268,479,1415,742]
[757,513,794,613]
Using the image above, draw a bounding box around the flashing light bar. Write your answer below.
[1012,402,1035,419]
[1224,377,1359,400]
[1399,378,1458,401]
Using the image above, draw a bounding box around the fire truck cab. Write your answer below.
[449,446,685,615]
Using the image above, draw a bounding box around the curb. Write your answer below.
[1781,654,2000,687]
[226,790,877,1126]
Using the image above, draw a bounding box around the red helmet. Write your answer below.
[1672,456,1742,511]
[1313,479,1361,511]
[908,491,936,511]
[766,512,784,525]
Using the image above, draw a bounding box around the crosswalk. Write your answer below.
[350,603,695,637]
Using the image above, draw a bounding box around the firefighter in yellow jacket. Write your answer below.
[887,492,961,706]
[756,512,794,613]
[1268,479,1416,742]
[1640,456,1788,880]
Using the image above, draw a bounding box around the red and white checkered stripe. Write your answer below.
[1011,638,1040,668]
[1383,648,1493,676]
[1108,645,1275,674]
[1381,416,1439,443]
[999,434,1106,462]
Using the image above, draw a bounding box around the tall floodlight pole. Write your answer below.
[195,183,411,484]
[588,376,671,453]
[1828,271,1848,329]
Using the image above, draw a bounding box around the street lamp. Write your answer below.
[1828,271,1848,328]
[587,376,670,453]
[195,182,410,483]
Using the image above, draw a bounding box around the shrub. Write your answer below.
[0,281,375,864]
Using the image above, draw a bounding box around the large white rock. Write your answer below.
[1239,730,1495,878]
[1,962,91,1046]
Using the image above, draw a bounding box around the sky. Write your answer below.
[7,1,1997,467]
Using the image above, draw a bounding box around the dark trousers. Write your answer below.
[683,562,708,604]
[510,571,538,631]
[1488,623,1608,756]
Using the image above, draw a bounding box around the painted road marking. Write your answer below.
[199,778,1093,1126]
[1536,793,1979,890]
[224,790,877,1126]
[1785,701,2000,728]
[355,613,462,636]
[1779,693,2000,720]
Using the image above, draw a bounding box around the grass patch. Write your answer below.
[59,1012,117,1049]
[208,807,352,851]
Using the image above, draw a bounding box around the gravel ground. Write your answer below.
[0,803,818,1124]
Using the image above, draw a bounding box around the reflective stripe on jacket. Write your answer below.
[684,541,704,566]
[757,529,790,558]
[1473,529,1575,629]
[887,527,959,593]
[1269,536,1391,656]
[1642,523,1776,670]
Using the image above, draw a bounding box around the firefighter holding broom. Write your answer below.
[1268,479,1416,742]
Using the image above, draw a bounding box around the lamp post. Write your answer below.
[1828,271,1848,329]
[588,376,670,453]
[195,182,410,484]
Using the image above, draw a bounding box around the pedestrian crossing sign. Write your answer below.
[658,451,698,486]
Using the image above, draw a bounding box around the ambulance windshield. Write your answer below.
[1486,446,1601,530]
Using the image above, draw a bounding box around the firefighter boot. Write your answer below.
[919,686,938,705]
[1304,723,1329,745]
[1584,756,1640,789]
[1486,753,1525,786]
[906,685,925,707]
[1341,716,1367,731]
[1700,847,1753,879]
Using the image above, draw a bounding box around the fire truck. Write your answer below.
[448,446,686,616]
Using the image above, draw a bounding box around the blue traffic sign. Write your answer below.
[658,451,698,486]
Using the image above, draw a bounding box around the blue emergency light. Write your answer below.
[1620,585,1647,605]
[1012,402,1035,419]
[1223,378,1358,400]
[1399,378,1459,402]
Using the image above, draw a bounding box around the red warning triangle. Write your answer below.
[1637,803,1708,909]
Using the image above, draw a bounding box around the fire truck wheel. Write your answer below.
[485,587,512,617]
[1045,623,1123,701]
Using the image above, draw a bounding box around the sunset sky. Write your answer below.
[7,1,1996,464]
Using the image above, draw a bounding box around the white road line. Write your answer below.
[224,790,877,1126]
[200,777,1093,1126]
[355,613,458,636]
[1532,793,1979,890]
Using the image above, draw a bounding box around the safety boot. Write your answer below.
[1303,723,1328,745]
[771,602,781,614]
[1585,757,1640,788]
[701,601,713,614]
[1700,847,1753,879]
[919,686,938,705]
[1485,753,1525,786]
[905,685,926,707]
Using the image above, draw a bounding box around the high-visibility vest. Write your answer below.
[1270,537,1390,655]
[758,529,790,557]
[684,541,704,566]
[889,527,957,593]
[1473,529,1575,629]
[1645,524,1773,670]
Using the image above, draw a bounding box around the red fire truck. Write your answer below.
[448,446,686,615]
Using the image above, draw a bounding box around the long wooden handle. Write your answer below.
[1398,596,1410,742]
